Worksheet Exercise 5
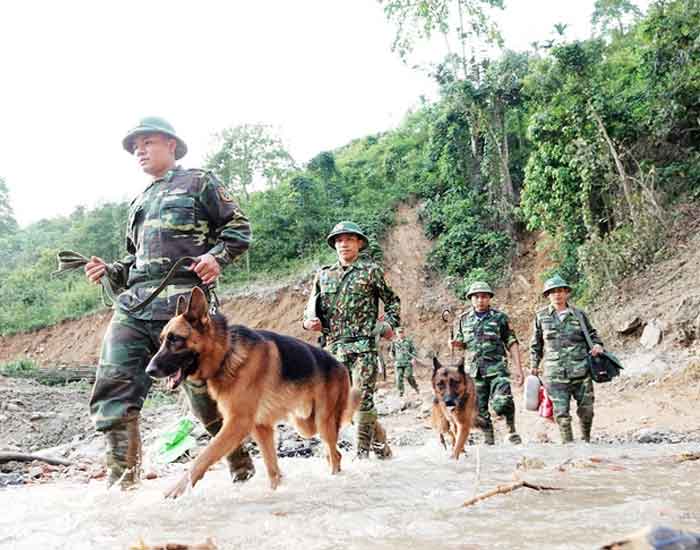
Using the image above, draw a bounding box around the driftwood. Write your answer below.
[0,452,73,467]
[130,538,217,550]
[675,452,700,463]
[462,480,562,507]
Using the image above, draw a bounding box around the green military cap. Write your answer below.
[326,221,369,250]
[542,275,572,296]
[122,116,188,160]
[466,281,494,298]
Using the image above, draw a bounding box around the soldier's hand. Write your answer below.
[84,256,107,284]
[304,318,322,332]
[189,253,221,285]
[513,369,524,387]
[590,344,604,357]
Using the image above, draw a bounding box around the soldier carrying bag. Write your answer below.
[573,309,623,383]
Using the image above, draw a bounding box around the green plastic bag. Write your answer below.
[154,418,198,464]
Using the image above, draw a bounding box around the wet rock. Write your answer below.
[640,320,664,348]
[0,472,24,486]
[614,314,642,335]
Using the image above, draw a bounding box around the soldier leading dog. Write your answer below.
[146,287,361,498]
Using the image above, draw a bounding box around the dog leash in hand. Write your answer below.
[53,251,201,313]
[53,250,123,306]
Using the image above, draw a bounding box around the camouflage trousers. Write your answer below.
[89,309,164,431]
[341,351,391,458]
[474,373,515,428]
[544,376,595,443]
[395,364,419,396]
[89,310,252,479]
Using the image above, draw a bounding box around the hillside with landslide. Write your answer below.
[1,201,699,465]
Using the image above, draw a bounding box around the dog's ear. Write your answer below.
[432,356,442,376]
[185,287,210,324]
[456,357,466,375]
[175,295,187,316]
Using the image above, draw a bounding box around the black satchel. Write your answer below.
[572,308,623,383]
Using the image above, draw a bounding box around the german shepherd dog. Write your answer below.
[146,287,361,498]
[430,356,482,459]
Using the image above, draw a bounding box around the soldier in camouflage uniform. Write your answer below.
[449,282,524,445]
[530,275,604,443]
[390,327,420,397]
[303,221,400,459]
[84,117,254,489]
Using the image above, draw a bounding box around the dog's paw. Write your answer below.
[269,472,282,490]
[164,474,191,499]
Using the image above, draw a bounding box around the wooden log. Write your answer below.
[0,452,73,467]
[130,538,218,550]
[462,480,562,507]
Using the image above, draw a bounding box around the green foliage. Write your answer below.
[205,124,296,200]
[0,177,18,237]
[0,357,37,377]
[3,0,700,333]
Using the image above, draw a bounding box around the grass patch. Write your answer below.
[0,357,38,377]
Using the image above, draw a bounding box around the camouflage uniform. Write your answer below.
[454,308,520,444]
[89,165,253,487]
[390,335,420,397]
[304,257,400,459]
[530,305,601,443]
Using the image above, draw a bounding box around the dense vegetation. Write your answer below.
[0,0,698,335]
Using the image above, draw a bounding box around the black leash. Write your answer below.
[53,251,201,313]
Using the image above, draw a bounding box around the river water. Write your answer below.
[1,438,698,550]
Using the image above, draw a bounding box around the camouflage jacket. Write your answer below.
[454,308,518,378]
[390,336,417,367]
[529,305,603,382]
[109,166,251,320]
[304,258,400,360]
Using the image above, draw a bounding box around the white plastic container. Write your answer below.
[523,374,541,411]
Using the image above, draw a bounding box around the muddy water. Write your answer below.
[1,440,698,550]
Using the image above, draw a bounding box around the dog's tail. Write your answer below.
[341,387,362,426]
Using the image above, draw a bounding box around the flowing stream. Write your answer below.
[1,436,698,550]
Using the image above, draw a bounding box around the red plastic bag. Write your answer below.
[538,386,553,419]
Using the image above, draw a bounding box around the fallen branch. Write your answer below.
[675,452,700,464]
[462,480,561,507]
[0,452,72,467]
[130,538,217,550]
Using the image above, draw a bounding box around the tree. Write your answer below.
[0,177,18,237]
[205,124,296,201]
[379,0,504,80]
[591,0,642,37]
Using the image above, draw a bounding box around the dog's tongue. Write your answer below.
[167,369,184,391]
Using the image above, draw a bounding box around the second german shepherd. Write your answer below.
[146,287,361,498]
[430,356,482,459]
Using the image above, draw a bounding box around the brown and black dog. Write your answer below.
[430,356,483,459]
[146,287,361,498]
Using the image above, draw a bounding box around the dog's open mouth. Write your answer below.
[167,368,185,391]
